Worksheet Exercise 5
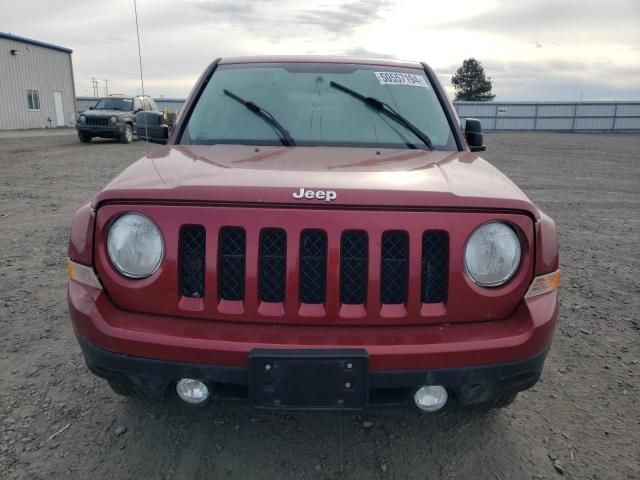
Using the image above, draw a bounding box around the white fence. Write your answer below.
[454,101,640,131]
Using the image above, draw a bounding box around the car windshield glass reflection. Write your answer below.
[94,98,133,111]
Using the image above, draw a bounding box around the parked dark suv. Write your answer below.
[76,95,160,144]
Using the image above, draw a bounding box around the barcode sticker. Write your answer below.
[375,72,429,88]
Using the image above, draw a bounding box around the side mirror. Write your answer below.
[464,118,486,152]
[89,106,95,110]
[135,111,169,145]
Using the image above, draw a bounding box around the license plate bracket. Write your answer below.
[249,349,369,411]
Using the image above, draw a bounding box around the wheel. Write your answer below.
[119,124,133,144]
[108,379,141,397]
[78,131,92,143]
[469,392,518,411]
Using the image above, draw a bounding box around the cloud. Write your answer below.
[186,0,393,37]
[437,0,640,42]
[190,0,267,23]
[342,47,397,59]
[1,0,638,99]
[295,0,392,34]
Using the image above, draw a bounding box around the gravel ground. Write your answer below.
[0,131,638,479]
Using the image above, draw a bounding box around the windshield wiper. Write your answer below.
[329,81,433,150]
[223,89,295,146]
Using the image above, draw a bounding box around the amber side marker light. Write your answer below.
[525,270,559,299]
[66,259,103,290]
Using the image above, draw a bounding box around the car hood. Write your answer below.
[82,109,131,117]
[94,145,539,218]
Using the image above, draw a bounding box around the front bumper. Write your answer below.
[76,125,122,137]
[68,280,558,407]
[78,336,548,408]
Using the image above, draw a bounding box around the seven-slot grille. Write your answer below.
[85,117,110,126]
[179,227,449,308]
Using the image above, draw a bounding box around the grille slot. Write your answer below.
[299,230,327,304]
[380,232,409,304]
[179,226,206,298]
[340,231,368,304]
[259,229,287,302]
[421,231,448,303]
[86,117,110,126]
[218,227,246,301]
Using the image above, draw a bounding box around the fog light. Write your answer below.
[176,379,209,404]
[413,385,448,412]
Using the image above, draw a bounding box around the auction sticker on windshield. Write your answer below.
[375,72,429,88]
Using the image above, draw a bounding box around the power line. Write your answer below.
[133,0,149,144]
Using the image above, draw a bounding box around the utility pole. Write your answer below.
[103,79,109,96]
[90,77,99,97]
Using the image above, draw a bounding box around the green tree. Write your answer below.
[451,58,495,101]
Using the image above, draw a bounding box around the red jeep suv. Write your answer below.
[67,56,559,412]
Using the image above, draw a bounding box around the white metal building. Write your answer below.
[0,32,76,130]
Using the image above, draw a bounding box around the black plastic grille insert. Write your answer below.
[179,226,206,298]
[299,230,327,304]
[421,231,448,303]
[218,227,246,301]
[259,229,286,302]
[380,232,409,304]
[86,117,109,127]
[340,231,368,304]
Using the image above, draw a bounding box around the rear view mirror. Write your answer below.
[464,118,486,152]
[135,111,169,145]
[89,106,94,110]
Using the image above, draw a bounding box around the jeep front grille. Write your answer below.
[177,224,449,315]
[85,117,110,126]
[97,206,535,326]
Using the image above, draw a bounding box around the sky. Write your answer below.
[3,0,639,101]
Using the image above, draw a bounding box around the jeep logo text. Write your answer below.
[292,188,337,202]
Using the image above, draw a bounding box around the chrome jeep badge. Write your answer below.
[292,188,337,202]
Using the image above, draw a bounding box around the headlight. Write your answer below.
[79,115,86,124]
[107,213,164,279]
[464,221,521,287]
[110,116,117,124]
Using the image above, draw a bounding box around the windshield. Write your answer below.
[180,63,457,150]
[94,97,133,111]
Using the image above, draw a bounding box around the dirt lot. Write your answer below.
[0,131,638,479]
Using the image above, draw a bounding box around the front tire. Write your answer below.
[78,131,92,143]
[119,124,133,144]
